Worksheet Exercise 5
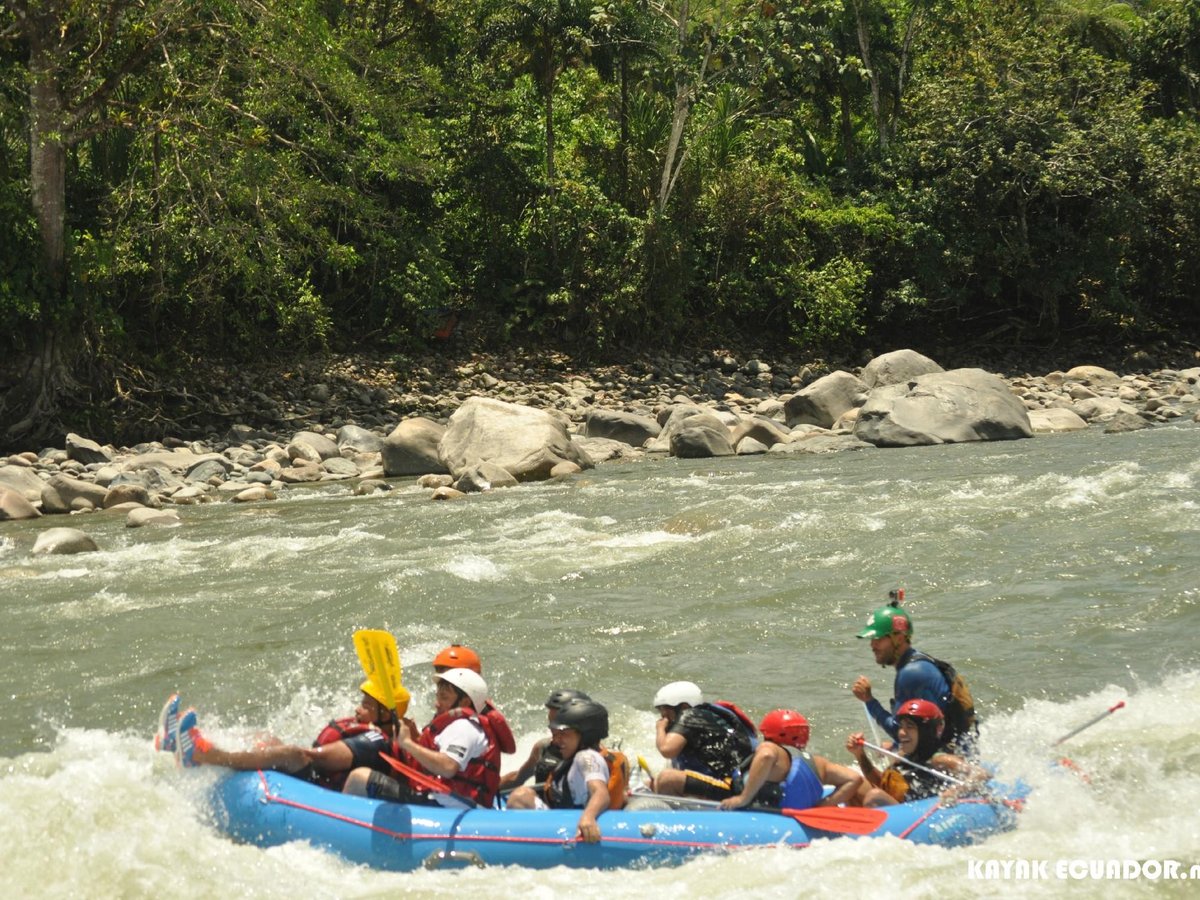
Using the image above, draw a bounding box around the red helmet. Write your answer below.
[433,644,482,674]
[895,699,943,721]
[758,709,810,749]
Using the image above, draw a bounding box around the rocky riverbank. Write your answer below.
[2,343,1200,552]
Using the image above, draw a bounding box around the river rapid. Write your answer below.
[2,424,1198,898]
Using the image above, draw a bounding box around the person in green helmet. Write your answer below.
[851,592,978,754]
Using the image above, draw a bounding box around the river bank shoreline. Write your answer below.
[45,334,1200,451]
[3,337,1200,538]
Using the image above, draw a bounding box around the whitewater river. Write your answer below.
[2,423,1198,897]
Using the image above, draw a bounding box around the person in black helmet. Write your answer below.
[506,699,612,844]
[498,689,593,792]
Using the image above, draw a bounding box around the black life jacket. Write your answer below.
[906,650,979,752]
[675,702,757,779]
[533,740,564,784]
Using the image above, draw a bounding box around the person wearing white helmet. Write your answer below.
[652,681,758,800]
[344,667,502,806]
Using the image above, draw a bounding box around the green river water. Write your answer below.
[2,424,1198,897]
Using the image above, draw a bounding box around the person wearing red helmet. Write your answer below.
[432,644,517,757]
[718,709,862,811]
[846,699,987,806]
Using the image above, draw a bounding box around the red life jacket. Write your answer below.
[482,701,517,755]
[416,708,501,806]
[310,717,374,790]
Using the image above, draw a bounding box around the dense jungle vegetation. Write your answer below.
[2,0,1199,444]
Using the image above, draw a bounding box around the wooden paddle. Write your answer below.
[628,791,885,835]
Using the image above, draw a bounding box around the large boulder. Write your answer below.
[336,424,384,454]
[860,350,944,390]
[1028,408,1089,434]
[854,368,1033,447]
[1064,365,1121,387]
[454,462,519,493]
[290,430,340,461]
[729,416,791,451]
[66,433,113,466]
[1072,397,1139,423]
[382,418,449,477]
[41,474,109,514]
[0,464,47,502]
[784,371,869,429]
[669,412,735,458]
[0,487,41,521]
[438,397,594,481]
[33,527,99,555]
[582,409,661,447]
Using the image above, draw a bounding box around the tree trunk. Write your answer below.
[850,0,888,152]
[28,37,68,298]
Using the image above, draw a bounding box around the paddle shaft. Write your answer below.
[1052,701,1125,747]
[858,740,967,786]
[381,752,478,808]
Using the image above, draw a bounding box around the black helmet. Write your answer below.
[545,689,592,711]
[552,699,609,747]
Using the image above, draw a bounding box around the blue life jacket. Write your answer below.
[756,748,823,810]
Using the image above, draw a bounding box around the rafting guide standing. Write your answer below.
[851,590,979,755]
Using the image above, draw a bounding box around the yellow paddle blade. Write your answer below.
[353,629,405,712]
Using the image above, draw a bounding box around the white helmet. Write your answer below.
[653,681,702,708]
[435,667,488,711]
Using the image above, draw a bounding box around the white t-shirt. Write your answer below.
[434,717,489,772]
[562,749,609,806]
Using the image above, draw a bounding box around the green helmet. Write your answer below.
[856,604,912,639]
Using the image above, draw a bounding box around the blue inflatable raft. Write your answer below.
[209,770,1024,870]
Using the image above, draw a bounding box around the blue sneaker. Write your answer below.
[154,693,181,753]
[174,708,200,769]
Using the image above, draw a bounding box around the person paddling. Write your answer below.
[343,667,502,807]
[846,700,987,806]
[851,592,978,754]
[433,644,518,758]
[718,710,863,812]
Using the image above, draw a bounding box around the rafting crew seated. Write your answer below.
[156,678,410,788]
[499,688,593,792]
[718,709,864,811]
[846,699,988,807]
[506,699,623,843]
[652,681,758,801]
[432,644,518,759]
[343,667,501,807]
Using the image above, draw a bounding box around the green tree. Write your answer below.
[2,1,199,442]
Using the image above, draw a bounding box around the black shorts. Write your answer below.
[364,770,427,804]
[682,770,736,801]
